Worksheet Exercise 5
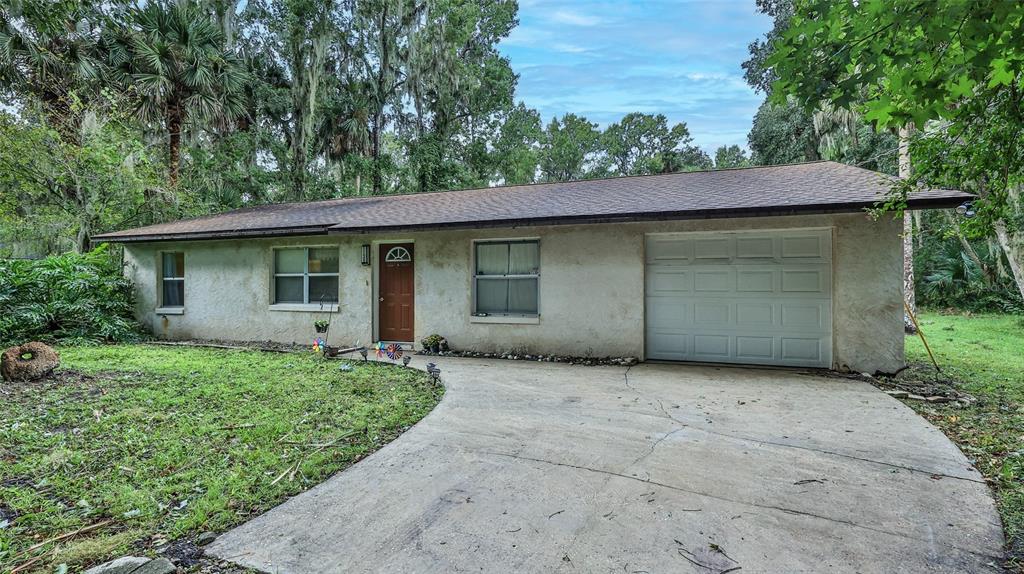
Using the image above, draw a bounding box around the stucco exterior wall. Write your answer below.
[122,212,904,373]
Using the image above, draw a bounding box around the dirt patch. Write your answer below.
[0,503,17,523]
[873,362,976,403]
[2,369,105,402]
[146,339,306,353]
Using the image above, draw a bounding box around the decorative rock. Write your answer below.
[926,396,952,403]
[133,557,176,574]
[1,342,60,381]
[82,556,151,574]
[906,394,927,401]
[885,390,910,399]
[196,531,218,546]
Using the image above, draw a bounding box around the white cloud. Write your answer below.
[551,43,589,53]
[549,9,603,27]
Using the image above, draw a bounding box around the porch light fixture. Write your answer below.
[361,244,371,266]
[955,202,976,218]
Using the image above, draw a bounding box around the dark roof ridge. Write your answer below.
[93,161,971,242]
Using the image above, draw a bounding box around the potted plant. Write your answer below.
[314,320,330,333]
[420,334,443,353]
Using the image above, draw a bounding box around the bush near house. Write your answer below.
[0,246,143,347]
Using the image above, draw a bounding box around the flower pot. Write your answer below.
[430,343,440,353]
[315,324,329,333]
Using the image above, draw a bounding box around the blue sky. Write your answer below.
[497,0,772,154]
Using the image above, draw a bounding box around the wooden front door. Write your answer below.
[378,243,415,341]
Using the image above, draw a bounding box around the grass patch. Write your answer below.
[0,345,442,572]
[891,312,1024,570]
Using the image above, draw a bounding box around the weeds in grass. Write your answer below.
[896,312,1024,569]
[0,345,442,572]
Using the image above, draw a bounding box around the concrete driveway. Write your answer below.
[207,358,1004,573]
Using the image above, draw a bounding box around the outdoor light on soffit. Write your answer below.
[955,202,976,218]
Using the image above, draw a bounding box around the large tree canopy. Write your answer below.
[1,0,729,257]
[766,0,1024,300]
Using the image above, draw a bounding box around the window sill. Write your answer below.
[470,315,539,325]
[155,307,184,316]
[269,303,339,313]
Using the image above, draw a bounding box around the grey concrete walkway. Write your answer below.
[207,358,1004,573]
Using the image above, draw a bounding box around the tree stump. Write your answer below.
[1,342,60,381]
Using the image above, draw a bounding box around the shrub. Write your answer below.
[0,245,144,346]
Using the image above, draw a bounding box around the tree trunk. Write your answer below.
[167,101,182,187]
[372,5,389,195]
[994,219,1024,302]
[371,110,383,194]
[74,182,90,253]
[991,238,1008,279]
[898,124,915,314]
[76,221,91,254]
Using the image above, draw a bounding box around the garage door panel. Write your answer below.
[737,269,775,292]
[735,236,775,259]
[693,301,730,325]
[781,303,830,330]
[646,237,692,263]
[693,335,730,358]
[647,268,691,293]
[647,332,688,359]
[647,298,688,329]
[735,303,774,327]
[781,337,824,362]
[646,229,832,368]
[736,336,774,360]
[781,268,828,292]
[694,269,733,292]
[694,237,731,259]
[781,235,827,259]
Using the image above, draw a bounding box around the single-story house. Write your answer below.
[94,161,969,373]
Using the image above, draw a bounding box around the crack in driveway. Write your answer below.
[623,365,984,484]
[482,449,1003,562]
[207,358,1004,573]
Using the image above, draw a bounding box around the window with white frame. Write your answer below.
[274,247,339,304]
[473,240,539,316]
[161,252,185,308]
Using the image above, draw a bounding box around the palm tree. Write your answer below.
[112,0,246,186]
[319,84,372,194]
[0,1,104,140]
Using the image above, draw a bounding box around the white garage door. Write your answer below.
[645,229,833,368]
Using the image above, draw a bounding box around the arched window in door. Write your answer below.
[385,246,412,262]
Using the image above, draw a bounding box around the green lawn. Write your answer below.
[0,345,442,573]
[896,312,1024,569]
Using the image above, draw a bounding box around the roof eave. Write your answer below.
[327,196,970,235]
[91,195,970,244]
[91,225,331,244]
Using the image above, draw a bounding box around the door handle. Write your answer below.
[379,297,384,302]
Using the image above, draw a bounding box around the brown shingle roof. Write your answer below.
[94,161,970,242]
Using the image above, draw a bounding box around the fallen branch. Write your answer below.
[11,551,49,574]
[217,423,257,431]
[324,346,361,358]
[15,519,113,559]
[270,464,294,486]
[146,341,293,353]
